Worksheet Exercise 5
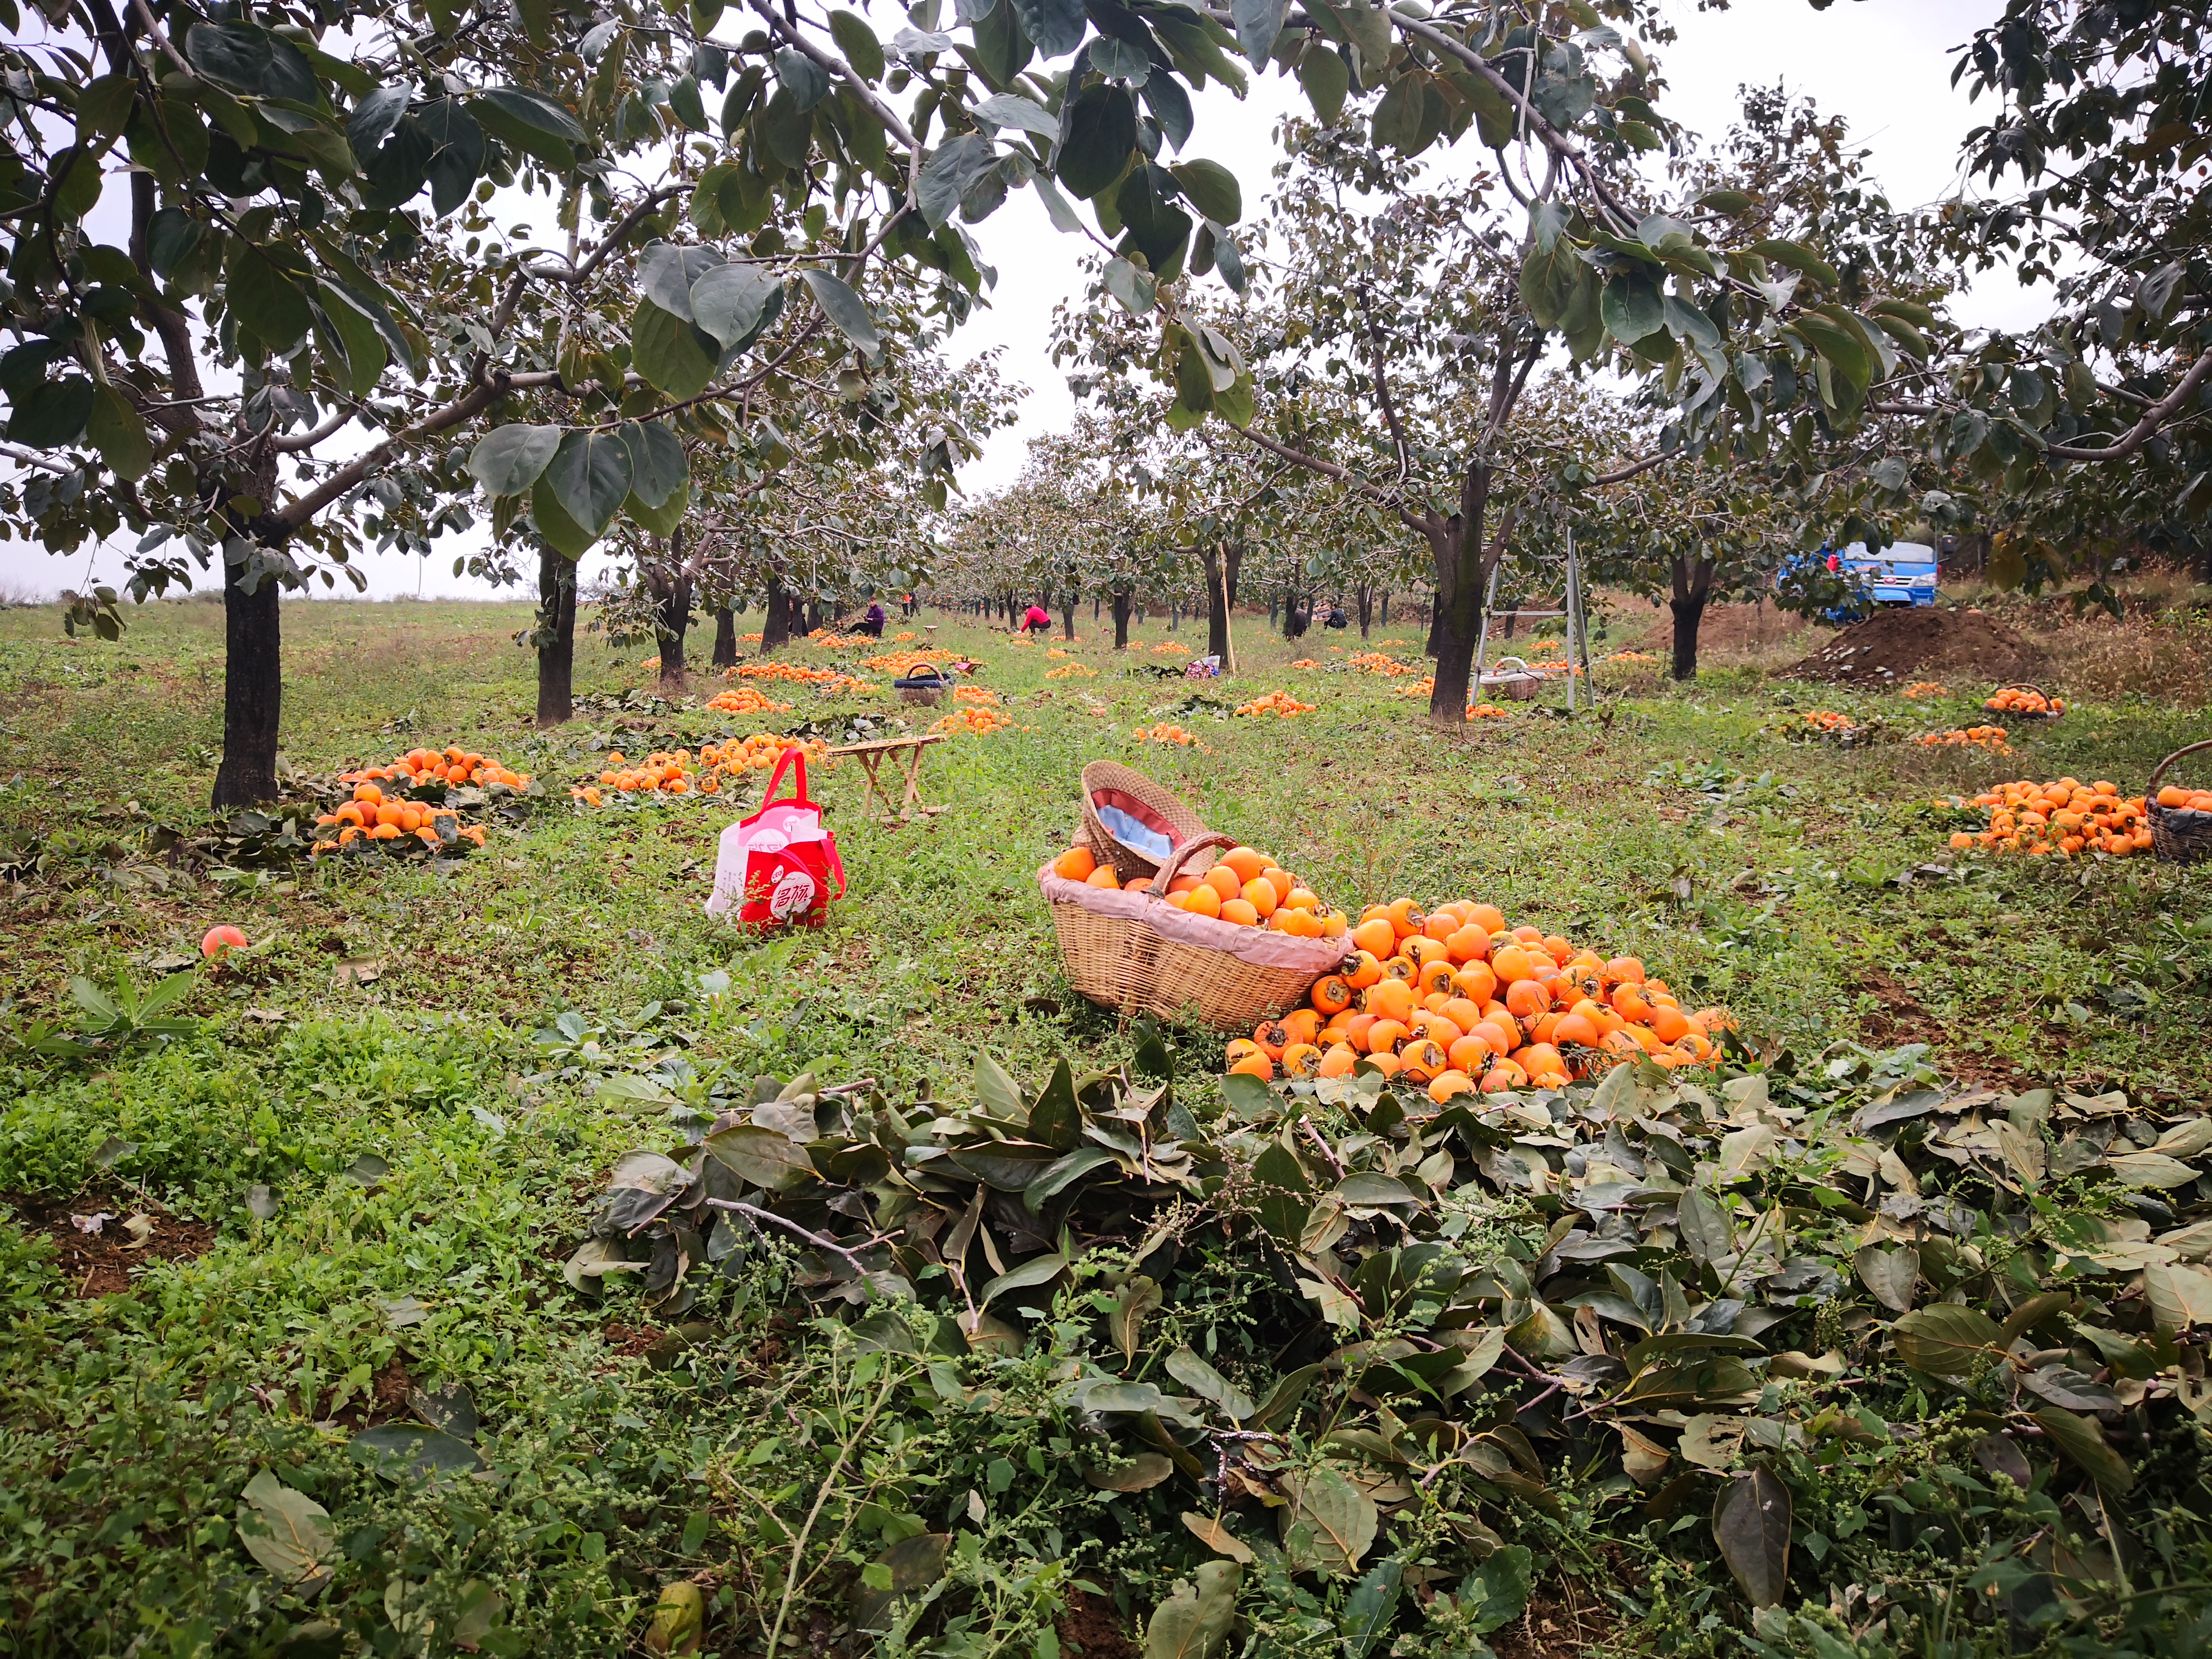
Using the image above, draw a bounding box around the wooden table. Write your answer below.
[829,734,948,826]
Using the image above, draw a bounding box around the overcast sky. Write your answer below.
[1,0,2026,604]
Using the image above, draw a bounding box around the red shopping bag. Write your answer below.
[707,748,845,926]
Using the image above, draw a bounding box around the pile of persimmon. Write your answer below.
[1052,842,1348,938]
[867,648,959,673]
[315,782,485,853]
[1234,691,1315,717]
[1133,722,1204,746]
[1943,777,2151,857]
[1901,681,1946,698]
[1153,642,1189,656]
[935,707,1014,735]
[706,686,794,715]
[1912,725,2011,754]
[735,662,845,685]
[953,686,1000,706]
[339,746,528,791]
[1349,652,1414,677]
[1047,663,1098,679]
[1223,899,1731,1099]
[1986,686,2064,716]
[2158,781,2212,813]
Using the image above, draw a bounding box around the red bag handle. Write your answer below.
[761,745,813,807]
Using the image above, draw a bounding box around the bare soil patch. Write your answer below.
[1056,1589,1138,1658]
[1791,607,2046,687]
[4,1187,216,1297]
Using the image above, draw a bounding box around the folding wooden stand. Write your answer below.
[1472,531,1593,712]
[830,734,948,826]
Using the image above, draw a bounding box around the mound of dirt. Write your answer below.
[1791,607,2047,687]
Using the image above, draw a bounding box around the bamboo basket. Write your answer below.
[1985,682,2063,720]
[894,664,951,707]
[1080,760,1212,885]
[1477,656,1544,702]
[1041,833,1348,1030]
[2148,739,2212,865]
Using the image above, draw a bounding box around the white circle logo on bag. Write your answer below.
[767,867,817,921]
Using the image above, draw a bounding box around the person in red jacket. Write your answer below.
[1021,604,1051,637]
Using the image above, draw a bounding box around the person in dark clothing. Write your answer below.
[1325,606,1348,629]
[856,601,886,637]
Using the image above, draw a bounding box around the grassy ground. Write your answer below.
[1,589,2209,1656]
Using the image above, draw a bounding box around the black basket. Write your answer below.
[2148,739,2212,864]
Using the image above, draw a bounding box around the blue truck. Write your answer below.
[1781,541,1939,623]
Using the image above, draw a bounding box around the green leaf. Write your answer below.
[1144,1560,1240,1658]
[630,297,720,399]
[1599,273,1664,343]
[619,420,688,508]
[1711,1468,1790,1607]
[1167,159,1241,225]
[314,284,389,396]
[227,242,314,353]
[1103,256,1157,315]
[1026,1058,1079,1148]
[919,134,998,230]
[704,1124,817,1191]
[1230,0,1285,66]
[75,73,138,144]
[2034,1406,2133,1492]
[1341,1552,1403,1659]
[1087,1450,1173,1491]
[7,377,95,447]
[668,74,709,132]
[1890,1304,2004,1376]
[1675,1186,1731,1263]
[852,1532,949,1632]
[467,424,560,497]
[1025,1146,1117,1208]
[1252,1141,1311,1245]
[84,385,152,481]
[236,1469,336,1587]
[624,477,688,538]
[1296,45,1350,124]
[531,472,598,556]
[1056,83,1137,200]
[973,0,1037,86]
[185,22,319,103]
[799,268,881,356]
[1278,1465,1375,1576]
[1697,188,1754,215]
[1753,237,1839,292]
[470,87,584,167]
[690,263,780,353]
[1007,0,1085,57]
[1117,166,1193,273]
[350,1422,483,1481]
[1853,1245,1919,1313]
[774,46,832,112]
[1165,1348,1255,1421]
[830,10,886,82]
[973,91,1059,137]
[978,1251,1066,1308]
[545,428,634,536]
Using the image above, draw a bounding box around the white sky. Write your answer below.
[1,0,2029,604]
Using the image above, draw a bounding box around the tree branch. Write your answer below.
[2043,347,2212,460]
[271,405,353,453]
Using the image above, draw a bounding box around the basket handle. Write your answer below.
[1143,831,1236,897]
[2151,739,2212,795]
[1487,656,1531,673]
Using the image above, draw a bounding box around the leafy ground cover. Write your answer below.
[1,595,2209,1658]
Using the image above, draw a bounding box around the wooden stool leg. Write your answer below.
[899,744,946,819]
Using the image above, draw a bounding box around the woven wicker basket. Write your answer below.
[1477,656,1544,702]
[2148,739,2212,864]
[1041,833,1348,1030]
[1080,760,1213,885]
[895,664,950,706]
[1985,682,2063,721]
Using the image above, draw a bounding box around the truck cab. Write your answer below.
[1780,541,1939,623]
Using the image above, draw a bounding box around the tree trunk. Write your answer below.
[1380,591,1390,624]
[1670,552,1715,681]
[536,546,577,726]
[1356,584,1372,638]
[211,548,283,807]
[712,605,737,667]
[1423,459,1511,727]
[762,572,792,653]
[1269,591,1278,627]
[1201,542,1244,662]
[1111,590,1134,649]
[1060,596,1075,639]
[1093,594,1100,621]
[1169,598,1178,630]
[656,573,693,688]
